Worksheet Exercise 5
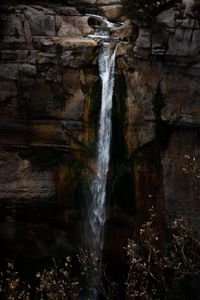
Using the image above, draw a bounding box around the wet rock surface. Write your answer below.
[0,0,200,258]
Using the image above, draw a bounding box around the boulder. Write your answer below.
[110,20,133,40]
[57,22,82,37]
[99,5,123,21]
[24,7,55,36]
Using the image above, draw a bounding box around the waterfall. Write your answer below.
[87,43,118,256]
[86,13,116,28]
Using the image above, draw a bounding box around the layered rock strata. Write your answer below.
[0,0,200,259]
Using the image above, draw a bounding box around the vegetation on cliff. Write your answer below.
[121,0,178,24]
[0,210,199,299]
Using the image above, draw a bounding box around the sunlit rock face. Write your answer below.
[116,0,200,232]
[0,0,200,260]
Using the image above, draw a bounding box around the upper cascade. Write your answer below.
[86,13,123,40]
[86,13,116,28]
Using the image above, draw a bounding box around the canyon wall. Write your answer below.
[0,0,199,259]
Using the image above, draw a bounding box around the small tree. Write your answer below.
[36,257,79,300]
[77,249,118,300]
[0,261,30,300]
[125,208,200,299]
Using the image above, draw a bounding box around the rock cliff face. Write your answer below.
[122,2,200,231]
[0,0,199,259]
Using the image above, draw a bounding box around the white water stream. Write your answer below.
[87,43,118,255]
[86,13,116,28]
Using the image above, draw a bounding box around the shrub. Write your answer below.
[121,0,177,24]
[36,257,79,299]
[125,208,200,299]
[77,249,118,300]
[0,261,30,300]
[0,211,199,299]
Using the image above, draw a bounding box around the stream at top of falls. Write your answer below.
[86,13,122,40]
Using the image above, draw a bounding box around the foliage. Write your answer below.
[78,249,118,300]
[126,208,200,299]
[0,261,30,300]
[182,154,200,179]
[36,257,79,300]
[0,213,199,299]
[121,0,176,24]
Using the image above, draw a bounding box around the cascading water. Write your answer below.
[86,42,118,256]
[86,13,116,28]
[83,14,120,298]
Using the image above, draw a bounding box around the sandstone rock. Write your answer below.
[30,121,67,144]
[110,20,133,40]
[0,1,200,257]
[68,0,120,3]
[137,122,156,146]
[152,28,168,56]
[24,7,55,36]
[1,36,27,49]
[59,38,99,50]
[31,5,56,15]
[179,18,197,29]
[17,78,54,118]
[162,128,200,232]
[135,28,151,49]
[167,28,200,56]
[9,13,23,37]
[63,70,85,121]
[0,81,17,102]
[0,14,10,35]
[96,0,121,3]
[55,15,63,33]
[56,7,78,16]
[20,63,37,77]
[0,63,19,80]
[23,19,33,44]
[45,68,62,83]
[0,150,55,200]
[99,5,123,21]
[40,37,61,53]
[57,22,82,37]
[37,52,57,64]
[0,50,29,62]
[157,8,176,28]
[64,16,94,36]
[61,50,73,66]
